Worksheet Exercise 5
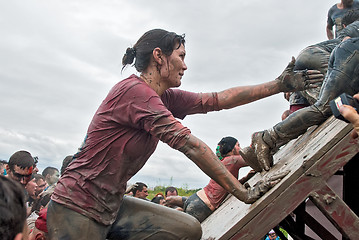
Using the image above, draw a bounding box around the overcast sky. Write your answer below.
[0,0,339,189]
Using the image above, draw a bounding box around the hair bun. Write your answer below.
[122,47,136,65]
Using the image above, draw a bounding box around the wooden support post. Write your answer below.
[310,184,359,240]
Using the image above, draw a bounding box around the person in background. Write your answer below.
[265,229,280,240]
[60,155,73,176]
[0,160,8,175]
[165,186,187,209]
[42,167,59,188]
[48,28,322,240]
[27,194,51,231]
[165,186,179,197]
[25,175,38,214]
[151,194,166,205]
[34,174,47,197]
[33,157,39,174]
[0,175,28,240]
[6,150,35,187]
[41,167,59,195]
[131,182,149,200]
[166,137,257,222]
[326,0,359,39]
[28,208,48,240]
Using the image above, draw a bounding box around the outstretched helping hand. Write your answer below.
[276,57,324,92]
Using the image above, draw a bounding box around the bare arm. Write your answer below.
[165,196,185,208]
[217,57,323,109]
[217,80,281,109]
[326,23,334,40]
[179,134,251,202]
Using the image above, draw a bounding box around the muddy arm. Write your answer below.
[179,134,256,203]
[217,57,323,109]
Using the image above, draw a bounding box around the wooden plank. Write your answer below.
[201,117,359,239]
[310,184,359,240]
[228,133,358,240]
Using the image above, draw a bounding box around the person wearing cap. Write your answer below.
[166,136,256,222]
[28,208,48,240]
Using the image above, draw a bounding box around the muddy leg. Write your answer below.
[107,196,202,240]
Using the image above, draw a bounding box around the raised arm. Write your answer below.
[217,57,323,109]
[217,80,282,109]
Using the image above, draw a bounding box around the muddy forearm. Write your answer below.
[179,134,249,201]
[217,80,281,109]
[217,57,323,110]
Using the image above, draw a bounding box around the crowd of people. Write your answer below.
[0,151,73,240]
[2,1,359,239]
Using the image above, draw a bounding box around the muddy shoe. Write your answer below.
[251,131,273,171]
[239,146,262,172]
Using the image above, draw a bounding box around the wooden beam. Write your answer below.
[310,184,359,240]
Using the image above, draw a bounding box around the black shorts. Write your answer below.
[183,193,213,223]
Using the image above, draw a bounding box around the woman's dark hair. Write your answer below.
[122,29,185,72]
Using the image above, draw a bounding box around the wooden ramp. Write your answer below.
[201,116,359,240]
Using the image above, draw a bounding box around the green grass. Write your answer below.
[147,185,201,200]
